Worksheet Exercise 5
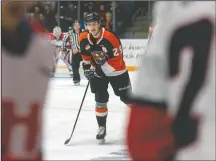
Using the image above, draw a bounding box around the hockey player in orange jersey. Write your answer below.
[79,12,132,144]
[2,2,54,161]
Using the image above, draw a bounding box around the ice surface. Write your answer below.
[43,72,138,160]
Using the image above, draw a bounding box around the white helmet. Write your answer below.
[53,26,62,37]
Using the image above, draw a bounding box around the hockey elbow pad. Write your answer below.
[127,104,175,161]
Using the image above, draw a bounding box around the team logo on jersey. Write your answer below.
[85,44,91,50]
[91,51,107,65]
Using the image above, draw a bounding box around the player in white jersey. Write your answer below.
[126,2,215,161]
[49,26,73,77]
[49,26,67,77]
[2,2,54,161]
[50,26,64,47]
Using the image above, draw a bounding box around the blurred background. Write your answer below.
[27,1,155,38]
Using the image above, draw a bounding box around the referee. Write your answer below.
[62,20,83,85]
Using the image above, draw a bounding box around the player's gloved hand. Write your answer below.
[82,63,102,81]
[84,69,95,81]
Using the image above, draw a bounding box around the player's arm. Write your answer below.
[53,40,62,47]
[78,33,91,64]
[49,35,62,47]
[50,40,62,47]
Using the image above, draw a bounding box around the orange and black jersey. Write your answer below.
[78,27,127,76]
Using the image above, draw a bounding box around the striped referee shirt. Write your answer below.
[62,29,84,52]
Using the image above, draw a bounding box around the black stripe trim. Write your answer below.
[130,97,168,109]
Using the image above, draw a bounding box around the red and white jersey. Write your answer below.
[49,33,64,47]
[2,31,54,160]
[133,2,215,160]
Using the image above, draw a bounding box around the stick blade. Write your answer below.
[64,138,70,145]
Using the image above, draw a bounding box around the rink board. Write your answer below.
[52,38,148,77]
[45,32,148,73]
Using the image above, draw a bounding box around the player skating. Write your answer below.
[2,2,54,161]
[79,12,132,144]
[49,26,65,77]
[50,26,73,77]
[50,26,64,48]
[127,1,215,160]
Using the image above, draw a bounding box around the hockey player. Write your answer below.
[61,20,83,85]
[79,12,132,143]
[127,1,215,161]
[2,2,54,161]
[50,26,64,47]
[49,26,65,76]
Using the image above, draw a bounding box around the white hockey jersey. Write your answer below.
[2,23,54,160]
[132,2,215,160]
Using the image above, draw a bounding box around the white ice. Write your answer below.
[43,72,138,160]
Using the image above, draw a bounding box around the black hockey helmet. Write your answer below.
[84,12,100,24]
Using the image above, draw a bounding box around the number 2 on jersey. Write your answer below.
[168,19,213,118]
[113,46,123,56]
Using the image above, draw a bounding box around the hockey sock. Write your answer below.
[96,115,107,128]
[95,103,108,128]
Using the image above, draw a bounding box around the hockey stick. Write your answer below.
[64,81,90,145]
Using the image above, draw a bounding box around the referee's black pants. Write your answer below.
[72,52,82,83]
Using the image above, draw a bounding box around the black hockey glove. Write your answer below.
[82,63,102,81]
[84,69,95,81]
